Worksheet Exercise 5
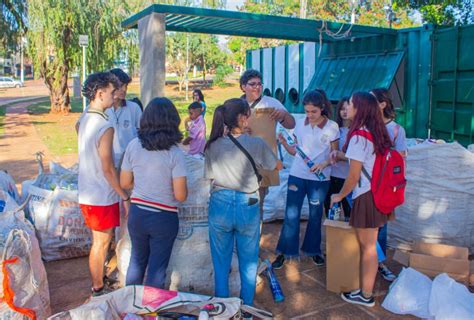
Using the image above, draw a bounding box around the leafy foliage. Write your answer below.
[1,0,27,54]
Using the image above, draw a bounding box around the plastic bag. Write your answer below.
[382,267,433,319]
[0,170,20,203]
[49,285,241,320]
[429,273,474,319]
[0,191,51,319]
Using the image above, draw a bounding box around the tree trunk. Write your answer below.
[43,63,71,114]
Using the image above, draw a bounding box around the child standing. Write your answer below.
[330,92,394,307]
[183,101,206,155]
[325,97,352,218]
[370,88,408,282]
[272,90,339,269]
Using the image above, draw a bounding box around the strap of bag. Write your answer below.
[249,96,262,109]
[228,133,262,183]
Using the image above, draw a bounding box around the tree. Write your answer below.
[1,0,27,54]
[395,0,474,25]
[27,0,129,113]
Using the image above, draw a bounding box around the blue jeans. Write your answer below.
[126,204,179,289]
[378,223,388,255]
[276,175,329,257]
[208,189,260,306]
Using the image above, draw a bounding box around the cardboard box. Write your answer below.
[393,241,470,285]
[324,219,360,293]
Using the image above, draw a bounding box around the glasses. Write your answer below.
[246,82,263,88]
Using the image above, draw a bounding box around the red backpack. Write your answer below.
[352,130,407,214]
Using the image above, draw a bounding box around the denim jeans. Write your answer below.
[208,189,260,306]
[126,204,178,289]
[276,175,330,257]
[378,223,388,255]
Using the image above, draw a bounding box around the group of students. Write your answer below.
[76,68,406,315]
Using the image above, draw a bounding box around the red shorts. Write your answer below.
[80,203,120,231]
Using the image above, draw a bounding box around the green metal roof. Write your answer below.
[122,4,397,42]
[306,51,405,100]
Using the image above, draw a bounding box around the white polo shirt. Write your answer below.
[105,100,142,167]
[289,117,340,181]
[345,127,375,199]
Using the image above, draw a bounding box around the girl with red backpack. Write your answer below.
[330,92,394,307]
[371,88,408,283]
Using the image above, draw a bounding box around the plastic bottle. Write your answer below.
[263,259,285,303]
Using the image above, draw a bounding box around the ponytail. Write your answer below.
[205,105,225,151]
[205,98,251,151]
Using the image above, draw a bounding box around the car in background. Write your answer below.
[0,77,23,88]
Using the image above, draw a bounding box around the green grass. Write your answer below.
[26,82,243,156]
[0,106,6,135]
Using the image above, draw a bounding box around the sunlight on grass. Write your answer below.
[0,106,6,135]
[27,81,243,156]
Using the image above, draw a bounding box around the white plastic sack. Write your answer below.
[0,170,20,203]
[263,147,310,222]
[429,273,474,319]
[117,206,241,297]
[116,157,240,296]
[0,191,51,319]
[388,143,474,251]
[382,267,432,319]
[182,154,210,206]
[27,168,91,261]
[49,285,241,320]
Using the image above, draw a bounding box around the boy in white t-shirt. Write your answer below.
[78,72,130,297]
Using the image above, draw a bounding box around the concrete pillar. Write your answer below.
[138,12,166,107]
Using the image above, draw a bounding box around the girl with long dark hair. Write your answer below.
[272,90,339,269]
[370,88,408,282]
[204,98,281,307]
[120,97,187,289]
[330,92,393,307]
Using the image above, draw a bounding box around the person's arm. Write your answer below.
[172,176,187,202]
[277,132,296,156]
[98,128,129,201]
[270,109,296,129]
[120,170,134,190]
[310,140,339,172]
[330,159,362,207]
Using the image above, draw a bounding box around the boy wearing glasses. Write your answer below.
[240,69,295,215]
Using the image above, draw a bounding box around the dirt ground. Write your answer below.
[1,96,414,319]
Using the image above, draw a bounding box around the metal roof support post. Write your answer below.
[138,12,166,107]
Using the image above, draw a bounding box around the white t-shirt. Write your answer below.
[386,120,407,153]
[78,110,120,206]
[121,139,187,208]
[289,117,340,181]
[253,95,286,111]
[331,127,350,179]
[105,101,142,167]
[345,127,375,200]
[78,100,142,168]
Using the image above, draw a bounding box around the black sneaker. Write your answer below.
[312,255,325,266]
[341,289,375,307]
[271,254,285,270]
[378,265,397,282]
[91,285,113,297]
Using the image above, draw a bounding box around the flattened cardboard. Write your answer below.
[470,261,474,286]
[413,241,469,260]
[409,253,469,275]
[393,241,471,285]
[324,220,360,293]
[247,108,279,187]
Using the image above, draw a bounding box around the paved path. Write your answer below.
[0,100,76,189]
